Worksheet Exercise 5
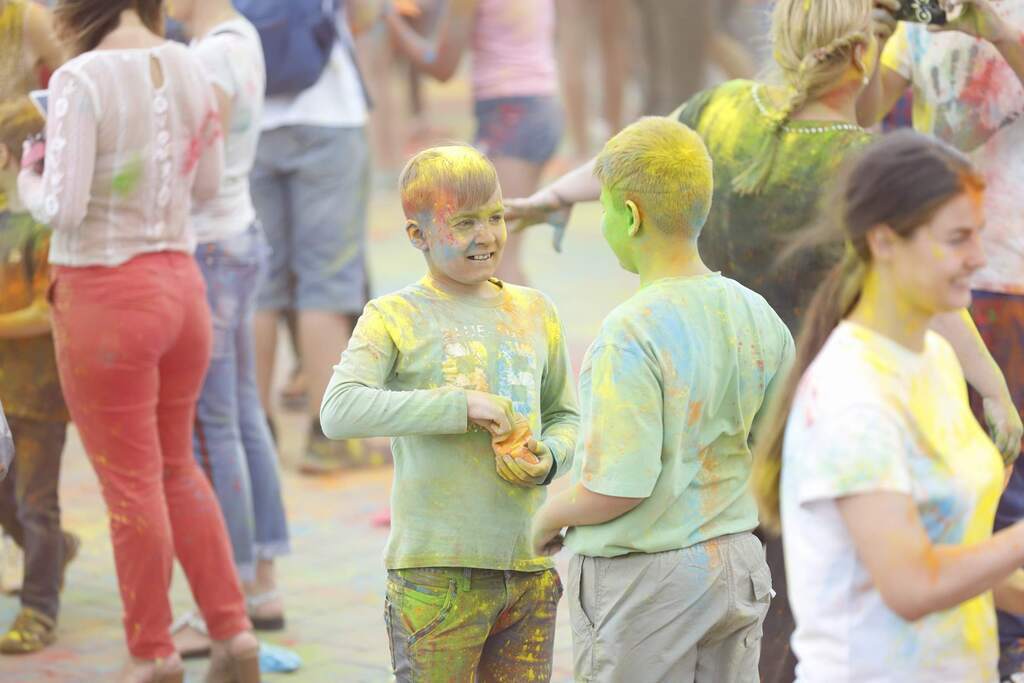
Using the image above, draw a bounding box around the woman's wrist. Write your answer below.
[546,186,570,209]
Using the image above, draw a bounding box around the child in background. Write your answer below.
[320,145,579,681]
[386,0,563,286]
[0,98,77,655]
[532,117,793,682]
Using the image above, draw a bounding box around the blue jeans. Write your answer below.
[194,225,290,581]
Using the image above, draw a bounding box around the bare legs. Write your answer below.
[493,157,546,285]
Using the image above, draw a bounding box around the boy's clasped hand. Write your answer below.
[464,389,553,487]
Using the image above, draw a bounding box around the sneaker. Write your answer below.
[345,437,394,469]
[0,607,56,654]
[299,426,393,475]
[299,426,345,475]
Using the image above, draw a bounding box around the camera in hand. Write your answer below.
[894,0,947,25]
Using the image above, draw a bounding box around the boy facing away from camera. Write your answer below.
[532,118,794,683]
[320,145,579,682]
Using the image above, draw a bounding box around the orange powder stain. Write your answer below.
[492,415,539,464]
[687,401,703,427]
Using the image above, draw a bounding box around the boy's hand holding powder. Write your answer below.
[493,416,553,486]
[465,389,514,436]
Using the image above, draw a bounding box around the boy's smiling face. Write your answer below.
[409,188,507,291]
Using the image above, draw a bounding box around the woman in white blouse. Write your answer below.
[18,2,258,681]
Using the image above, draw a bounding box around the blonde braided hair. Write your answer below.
[732,0,872,196]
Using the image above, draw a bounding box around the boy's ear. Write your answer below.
[624,199,642,238]
[406,220,429,252]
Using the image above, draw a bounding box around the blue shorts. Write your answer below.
[251,125,371,314]
[474,96,563,165]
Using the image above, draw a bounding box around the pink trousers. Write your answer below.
[51,252,250,659]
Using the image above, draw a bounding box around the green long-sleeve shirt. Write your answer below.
[321,277,579,571]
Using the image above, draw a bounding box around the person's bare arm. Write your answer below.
[989,30,1024,89]
[386,0,476,82]
[23,1,64,76]
[708,31,755,80]
[347,0,384,36]
[531,483,644,556]
[995,570,1024,614]
[0,298,50,339]
[504,158,600,234]
[856,0,910,126]
[931,310,1022,462]
[839,491,1024,621]
[213,84,233,143]
[858,64,911,127]
[937,0,1024,89]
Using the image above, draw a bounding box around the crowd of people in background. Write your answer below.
[0,0,1022,682]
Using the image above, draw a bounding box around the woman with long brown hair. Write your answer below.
[17,2,258,681]
[753,130,1024,681]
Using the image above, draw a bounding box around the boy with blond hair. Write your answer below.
[320,145,579,681]
[0,98,77,654]
[531,118,793,683]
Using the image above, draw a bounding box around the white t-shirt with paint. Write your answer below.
[191,17,265,243]
[782,321,1004,683]
[882,5,1024,294]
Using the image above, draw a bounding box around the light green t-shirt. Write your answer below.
[564,274,793,558]
[321,277,579,571]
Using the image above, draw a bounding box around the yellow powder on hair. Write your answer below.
[399,145,500,223]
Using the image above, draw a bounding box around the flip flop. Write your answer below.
[247,590,285,632]
[171,612,211,659]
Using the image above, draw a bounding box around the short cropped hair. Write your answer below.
[594,117,714,237]
[0,98,44,163]
[399,145,500,221]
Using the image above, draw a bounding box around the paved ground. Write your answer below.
[0,74,638,682]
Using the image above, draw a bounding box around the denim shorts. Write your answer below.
[251,125,371,314]
[474,95,564,165]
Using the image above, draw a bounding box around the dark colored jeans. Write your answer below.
[0,416,67,620]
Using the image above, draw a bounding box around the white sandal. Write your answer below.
[246,590,285,631]
[170,611,210,659]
